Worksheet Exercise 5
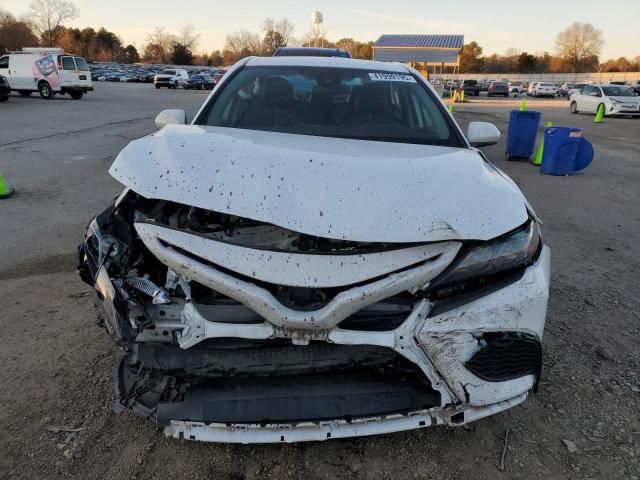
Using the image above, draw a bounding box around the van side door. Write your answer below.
[58,55,79,89]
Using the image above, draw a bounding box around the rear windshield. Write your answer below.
[74,57,88,71]
[492,82,507,86]
[540,83,554,87]
[463,80,478,85]
[197,66,462,147]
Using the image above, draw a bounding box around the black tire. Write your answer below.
[504,93,509,97]
[155,84,160,89]
[474,91,479,96]
[38,82,53,99]
[570,101,579,114]
[0,95,8,102]
[18,90,32,97]
[70,91,83,100]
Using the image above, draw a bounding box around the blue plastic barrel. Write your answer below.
[506,110,541,160]
[540,127,586,175]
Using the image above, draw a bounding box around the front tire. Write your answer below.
[18,90,32,97]
[70,91,84,100]
[38,82,53,99]
[155,84,161,89]
[0,95,8,102]
[570,101,579,114]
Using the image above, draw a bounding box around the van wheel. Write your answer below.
[70,91,84,100]
[18,90,32,97]
[38,82,53,99]
[155,84,160,89]
[570,101,578,114]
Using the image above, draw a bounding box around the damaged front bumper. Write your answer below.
[78,194,550,443]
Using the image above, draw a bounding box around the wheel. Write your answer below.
[38,82,53,99]
[0,95,8,102]
[504,93,509,97]
[70,91,83,100]
[18,90,32,97]
[570,101,579,114]
[474,91,479,96]
[155,84,160,89]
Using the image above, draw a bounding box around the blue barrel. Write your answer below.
[506,110,541,160]
[540,127,584,175]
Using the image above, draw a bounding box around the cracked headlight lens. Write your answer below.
[430,220,541,292]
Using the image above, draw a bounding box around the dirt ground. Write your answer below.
[0,84,639,480]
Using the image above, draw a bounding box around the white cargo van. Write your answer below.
[0,48,93,99]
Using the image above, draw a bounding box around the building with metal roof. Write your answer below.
[373,34,464,74]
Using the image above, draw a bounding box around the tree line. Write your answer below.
[460,23,640,74]
[1,5,637,72]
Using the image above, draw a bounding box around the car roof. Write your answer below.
[274,47,351,58]
[245,56,410,73]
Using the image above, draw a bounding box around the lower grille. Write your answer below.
[465,332,542,385]
[117,342,440,425]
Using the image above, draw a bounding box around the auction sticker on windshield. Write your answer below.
[369,72,416,82]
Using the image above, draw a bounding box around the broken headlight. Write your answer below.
[428,220,541,299]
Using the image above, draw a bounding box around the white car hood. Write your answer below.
[109,125,528,243]
[609,95,639,103]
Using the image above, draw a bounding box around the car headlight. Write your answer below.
[610,99,620,106]
[428,220,541,299]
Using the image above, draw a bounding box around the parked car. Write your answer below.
[488,81,509,97]
[531,82,557,97]
[0,74,10,102]
[185,74,215,90]
[154,68,189,89]
[564,83,588,98]
[460,79,480,96]
[273,47,351,58]
[0,47,93,99]
[508,82,525,95]
[630,80,640,94]
[570,84,640,117]
[78,56,549,444]
[526,82,539,96]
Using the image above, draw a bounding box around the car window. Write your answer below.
[61,56,76,70]
[197,66,462,147]
[160,69,176,75]
[0,56,8,69]
[74,57,88,71]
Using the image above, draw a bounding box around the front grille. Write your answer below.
[465,332,542,386]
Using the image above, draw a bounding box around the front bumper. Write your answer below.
[609,103,640,115]
[90,225,550,443]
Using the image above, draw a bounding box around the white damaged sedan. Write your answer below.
[78,56,550,443]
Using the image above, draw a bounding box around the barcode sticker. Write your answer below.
[368,73,416,83]
[569,131,582,138]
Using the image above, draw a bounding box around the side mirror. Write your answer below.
[467,121,500,147]
[155,109,187,130]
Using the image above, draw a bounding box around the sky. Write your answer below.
[3,0,639,59]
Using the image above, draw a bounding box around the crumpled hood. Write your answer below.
[109,125,528,242]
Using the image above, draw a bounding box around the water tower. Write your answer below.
[310,11,324,47]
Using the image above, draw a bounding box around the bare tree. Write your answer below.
[555,22,604,72]
[224,29,260,59]
[28,0,79,46]
[178,24,200,51]
[262,17,294,45]
[145,27,176,64]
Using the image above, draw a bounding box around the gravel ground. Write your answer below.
[0,83,638,480]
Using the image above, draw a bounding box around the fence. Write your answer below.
[434,72,640,83]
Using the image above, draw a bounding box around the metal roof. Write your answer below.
[373,34,464,50]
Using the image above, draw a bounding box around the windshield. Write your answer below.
[196,66,462,147]
[602,86,634,97]
[160,69,175,75]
